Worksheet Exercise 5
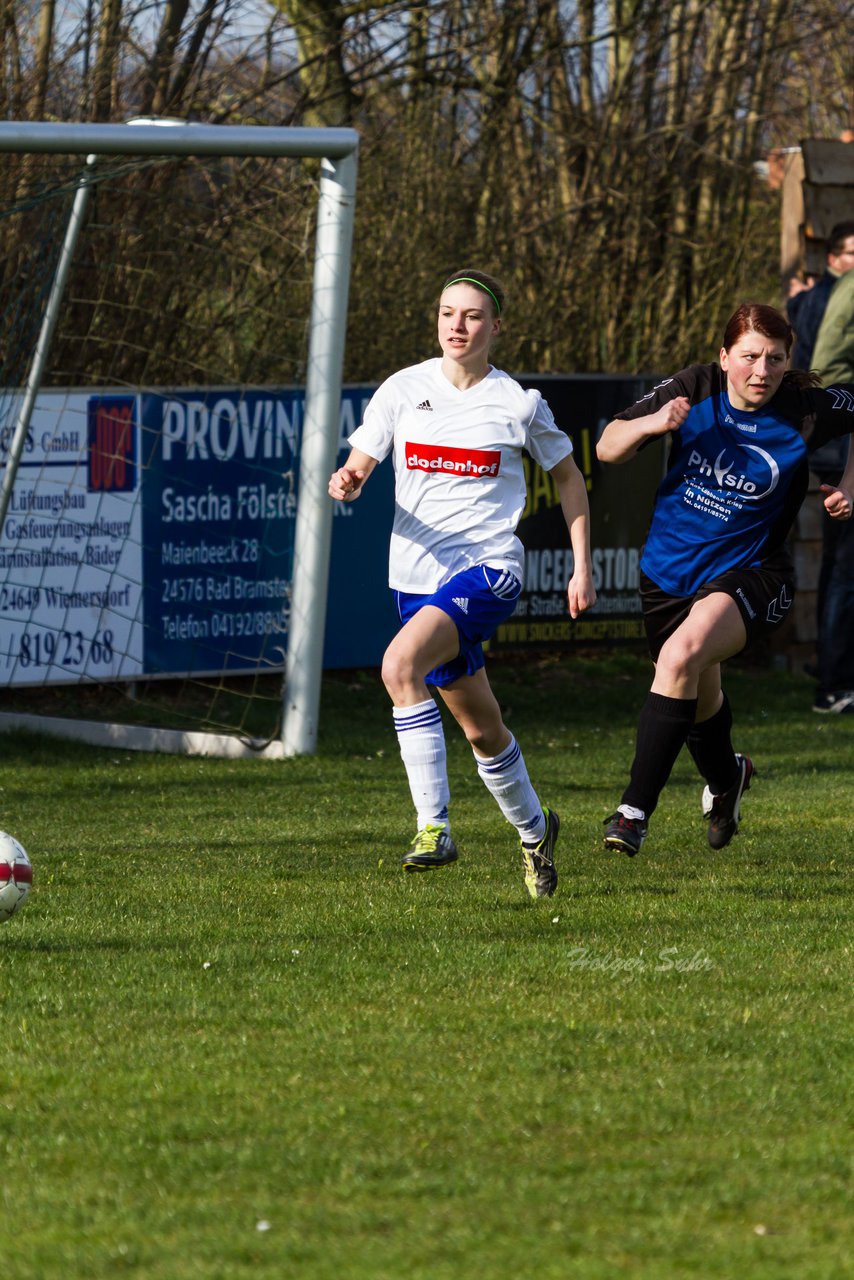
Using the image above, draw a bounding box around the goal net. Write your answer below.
[0,122,357,757]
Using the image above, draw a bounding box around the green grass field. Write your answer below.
[1,652,851,1279]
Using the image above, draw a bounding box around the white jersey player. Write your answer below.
[329,270,596,898]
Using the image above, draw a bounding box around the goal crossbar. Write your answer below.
[0,120,359,758]
[0,121,359,160]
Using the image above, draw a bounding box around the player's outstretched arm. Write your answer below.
[328,448,379,502]
[550,454,597,619]
[596,395,690,463]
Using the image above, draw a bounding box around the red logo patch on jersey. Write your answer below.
[406,442,501,478]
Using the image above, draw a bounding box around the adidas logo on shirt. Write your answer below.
[416,399,433,411]
[452,597,469,614]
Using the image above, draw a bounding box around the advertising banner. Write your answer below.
[139,389,296,676]
[0,386,386,685]
[0,393,143,685]
[0,376,662,687]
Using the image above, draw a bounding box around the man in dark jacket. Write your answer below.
[787,220,854,370]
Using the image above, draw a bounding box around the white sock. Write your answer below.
[474,735,546,845]
[393,699,450,832]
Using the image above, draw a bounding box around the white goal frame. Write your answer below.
[0,119,358,758]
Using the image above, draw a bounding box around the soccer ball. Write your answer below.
[0,833,32,923]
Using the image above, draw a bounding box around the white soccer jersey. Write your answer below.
[348,358,574,592]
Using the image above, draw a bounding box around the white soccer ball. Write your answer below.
[0,832,32,923]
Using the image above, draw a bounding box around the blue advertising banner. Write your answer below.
[326,395,398,669]
[140,389,296,676]
[138,385,399,676]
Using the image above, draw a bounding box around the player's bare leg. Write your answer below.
[440,669,559,898]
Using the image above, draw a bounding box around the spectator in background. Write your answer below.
[809,264,854,713]
[787,220,854,370]
[812,259,854,384]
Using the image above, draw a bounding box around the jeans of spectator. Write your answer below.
[817,506,854,695]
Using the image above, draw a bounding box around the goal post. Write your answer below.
[0,120,359,758]
[282,145,359,758]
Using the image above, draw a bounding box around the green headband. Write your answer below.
[443,277,501,315]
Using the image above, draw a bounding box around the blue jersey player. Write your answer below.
[597,303,854,856]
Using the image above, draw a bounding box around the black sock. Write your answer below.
[621,692,698,817]
[686,694,739,796]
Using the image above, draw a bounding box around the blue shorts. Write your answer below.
[395,565,522,688]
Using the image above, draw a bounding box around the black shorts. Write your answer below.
[640,556,795,662]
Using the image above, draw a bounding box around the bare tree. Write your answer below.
[1,0,852,385]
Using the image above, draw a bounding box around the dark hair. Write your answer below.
[439,269,506,317]
[722,302,794,355]
[828,221,854,254]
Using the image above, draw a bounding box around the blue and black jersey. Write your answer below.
[614,364,854,597]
